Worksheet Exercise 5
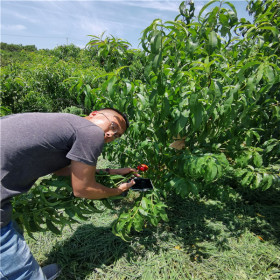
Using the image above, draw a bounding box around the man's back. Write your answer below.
[0,112,104,227]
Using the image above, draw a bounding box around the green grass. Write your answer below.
[26,185,280,280]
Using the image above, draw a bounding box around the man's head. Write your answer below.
[86,108,129,143]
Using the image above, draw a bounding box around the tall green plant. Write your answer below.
[86,32,132,72]
[100,0,280,239]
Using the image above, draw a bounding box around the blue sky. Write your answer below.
[1,0,252,50]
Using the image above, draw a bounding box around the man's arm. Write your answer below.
[96,168,139,176]
[55,166,137,177]
[70,160,135,199]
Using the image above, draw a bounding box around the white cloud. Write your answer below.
[1,24,27,31]
[80,18,110,37]
[124,1,180,12]
[1,8,38,24]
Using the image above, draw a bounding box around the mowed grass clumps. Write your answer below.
[26,187,280,280]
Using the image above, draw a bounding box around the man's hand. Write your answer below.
[118,179,136,192]
[111,168,140,177]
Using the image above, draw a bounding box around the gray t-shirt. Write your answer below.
[0,113,104,227]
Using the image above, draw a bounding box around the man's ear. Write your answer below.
[89,111,98,118]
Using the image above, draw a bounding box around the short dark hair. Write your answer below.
[98,108,130,129]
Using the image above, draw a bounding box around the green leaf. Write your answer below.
[84,94,92,110]
[151,31,162,54]
[241,171,254,186]
[263,139,279,153]
[237,61,261,82]
[161,96,170,119]
[253,152,263,168]
[75,207,89,221]
[261,173,273,191]
[141,24,153,53]
[14,77,25,87]
[139,207,149,216]
[264,65,275,84]
[208,31,218,50]
[152,52,162,72]
[174,178,190,198]
[46,219,61,235]
[198,0,219,22]
[39,189,61,207]
[64,208,75,218]
[175,113,188,134]
[141,197,150,210]
[189,182,199,195]
[24,220,36,240]
[29,216,43,232]
[137,93,146,108]
[258,26,279,37]
[205,160,218,182]
[113,218,128,233]
[256,63,265,84]
[160,212,169,222]
[235,169,248,178]
[101,199,114,210]
[224,1,237,16]
[224,92,234,112]
[107,75,117,97]
[251,173,262,189]
[133,214,144,232]
[85,202,104,213]
[114,66,129,75]
[236,152,253,168]
[192,103,203,131]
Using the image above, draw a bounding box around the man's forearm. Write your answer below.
[96,168,133,175]
[73,182,123,199]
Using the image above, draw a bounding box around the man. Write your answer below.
[0,108,137,280]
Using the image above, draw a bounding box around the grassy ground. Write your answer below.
[26,181,280,280]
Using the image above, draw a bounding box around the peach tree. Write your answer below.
[91,0,280,239]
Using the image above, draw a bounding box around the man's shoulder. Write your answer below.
[1,112,82,122]
[1,112,99,139]
[25,112,90,129]
[74,122,104,140]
